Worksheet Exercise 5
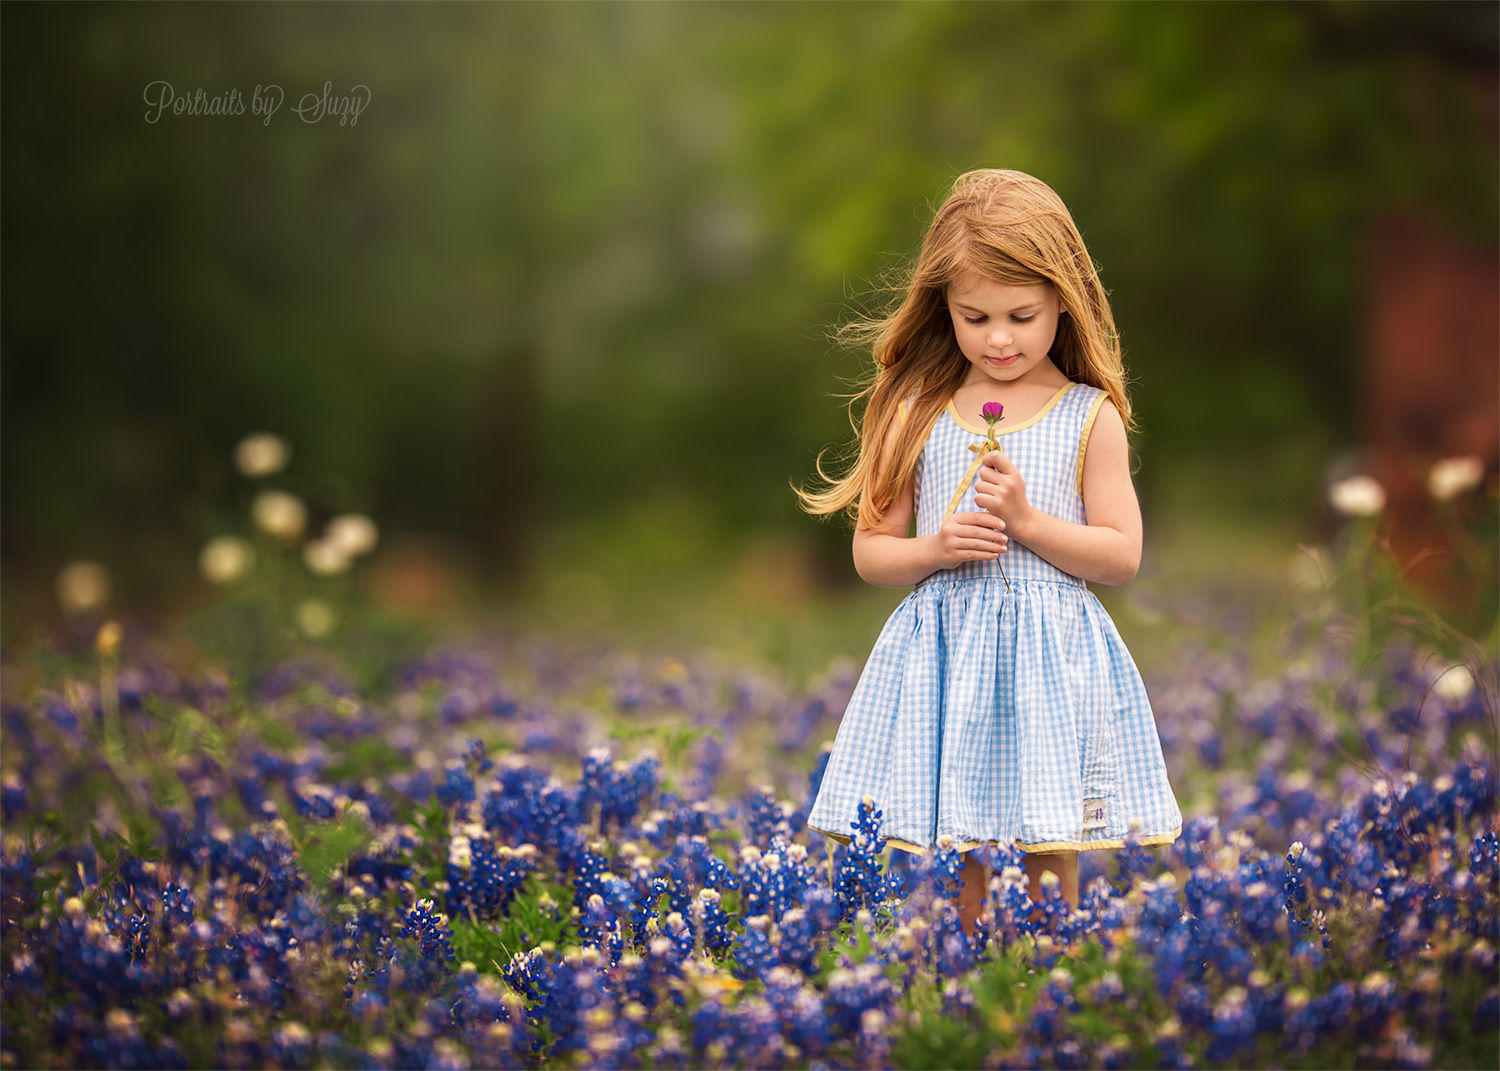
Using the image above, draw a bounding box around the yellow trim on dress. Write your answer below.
[807,822,1183,856]
[1076,392,1109,500]
[942,451,992,522]
[945,382,1075,436]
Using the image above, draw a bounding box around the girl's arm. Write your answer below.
[851,411,939,588]
[853,475,941,588]
[1012,398,1142,585]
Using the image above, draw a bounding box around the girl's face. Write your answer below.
[944,273,1064,388]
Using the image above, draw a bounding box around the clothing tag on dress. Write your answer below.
[1082,797,1107,833]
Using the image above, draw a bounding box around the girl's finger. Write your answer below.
[963,538,1006,552]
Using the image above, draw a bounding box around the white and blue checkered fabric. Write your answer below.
[806,381,1184,855]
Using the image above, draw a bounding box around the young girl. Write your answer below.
[796,168,1183,936]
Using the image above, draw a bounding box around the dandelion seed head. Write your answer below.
[1329,474,1385,516]
[1426,455,1483,500]
[252,489,307,539]
[56,560,110,613]
[234,432,290,477]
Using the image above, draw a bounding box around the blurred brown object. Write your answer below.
[1363,210,1499,616]
[367,535,466,617]
[730,531,819,608]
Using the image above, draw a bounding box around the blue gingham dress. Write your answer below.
[806,381,1183,855]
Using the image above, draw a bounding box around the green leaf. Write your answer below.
[298,809,375,889]
[90,826,118,866]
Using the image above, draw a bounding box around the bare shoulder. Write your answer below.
[1080,396,1141,544]
[1087,395,1127,450]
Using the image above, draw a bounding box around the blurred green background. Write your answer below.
[3,0,1496,668]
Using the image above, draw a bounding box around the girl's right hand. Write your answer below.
[930,511,1008,570]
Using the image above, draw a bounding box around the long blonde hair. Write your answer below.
[792,168,1138,532]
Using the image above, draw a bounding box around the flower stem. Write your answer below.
[984,435,1012,593]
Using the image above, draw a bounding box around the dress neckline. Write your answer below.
[945,381,1075,436]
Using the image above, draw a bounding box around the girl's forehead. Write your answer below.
[947,273,1051,303]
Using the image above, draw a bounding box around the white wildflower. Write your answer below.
[1426,455,1483,501]
[55,560,110,612]
[199,536,254,584]
[234,432,290,477]
[302,537,350,576]
[1329,474,1385,517]
[252,489,306,539]
[1432,664,1475,705]
[326,513,379,557]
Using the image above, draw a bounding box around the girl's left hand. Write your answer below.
[974,450,1034,531]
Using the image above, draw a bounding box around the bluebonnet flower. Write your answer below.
[610,671,649,712]
[287,778,339,820]
[446,834,535,922]
[2,776,26,822]
[735,838,816,923]
[803,743,834,813]
[46,698,81,736]
[828,797,902,926]
[1206,984,1256,1062]
[159,882,196,930]
[739,782,796,846]
[729,914,777,980]
[400,897,456,965]
[695,887,735,956]
[765,903,820,976]
[578,891,625,965]
[824,959,896,1037]
[435,763,476,807]
[465,736,495,775]
[1113,826,1158,892]
[761,965,835,1057]
[686,731,724,800]
[657,906,698,961]
[1471,829,1498,882]
[579,748,661,836]
[482,764,580,854]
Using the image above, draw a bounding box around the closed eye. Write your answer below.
[962,315,1035,325]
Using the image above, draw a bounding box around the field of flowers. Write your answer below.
[2,593,1495,1068]
[3,450,1497,1069]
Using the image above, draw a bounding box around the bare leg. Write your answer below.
[1022,850,1079,924]
[956,851,990,937]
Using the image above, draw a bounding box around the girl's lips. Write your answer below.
[987,354,1020,365]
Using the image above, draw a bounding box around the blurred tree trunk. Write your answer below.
[1353,6,1499,632]
[1364,210,1498,631]
[477,340,539,592]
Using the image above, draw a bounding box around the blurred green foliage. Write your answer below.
[1,0,1494,635]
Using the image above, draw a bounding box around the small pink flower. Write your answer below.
[979,402,1006,449]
